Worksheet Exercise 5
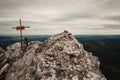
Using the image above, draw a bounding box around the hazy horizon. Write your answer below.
[0,0,120,35]
[0,33,120,36]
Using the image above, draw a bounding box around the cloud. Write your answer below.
[102,24,120,29]
[0,0,120,35]
[103,14,120,22]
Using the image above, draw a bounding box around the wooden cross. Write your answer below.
[12,19,30,50]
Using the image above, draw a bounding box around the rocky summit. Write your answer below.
[0,31,106,80]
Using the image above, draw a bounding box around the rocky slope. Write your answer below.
[0,31,106,80]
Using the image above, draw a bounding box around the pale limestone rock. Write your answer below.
[1,31,106,80]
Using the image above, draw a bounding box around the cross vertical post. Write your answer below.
[20,19,23,49]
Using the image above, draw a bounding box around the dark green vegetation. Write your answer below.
[0,35,120,80]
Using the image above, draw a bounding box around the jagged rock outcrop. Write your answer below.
[0,47,10,80]
[0,41,42,80]
[0,47,5,61]
[0,31,106,80]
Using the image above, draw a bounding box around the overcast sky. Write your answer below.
[0,0,120,35]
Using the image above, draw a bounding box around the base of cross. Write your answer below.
[21,37,29,53]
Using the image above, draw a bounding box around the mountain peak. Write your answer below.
[0,31,106,80]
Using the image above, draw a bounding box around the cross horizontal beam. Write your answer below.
[12,26,30,30]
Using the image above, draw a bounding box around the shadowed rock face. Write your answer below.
[1,31,106,80]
